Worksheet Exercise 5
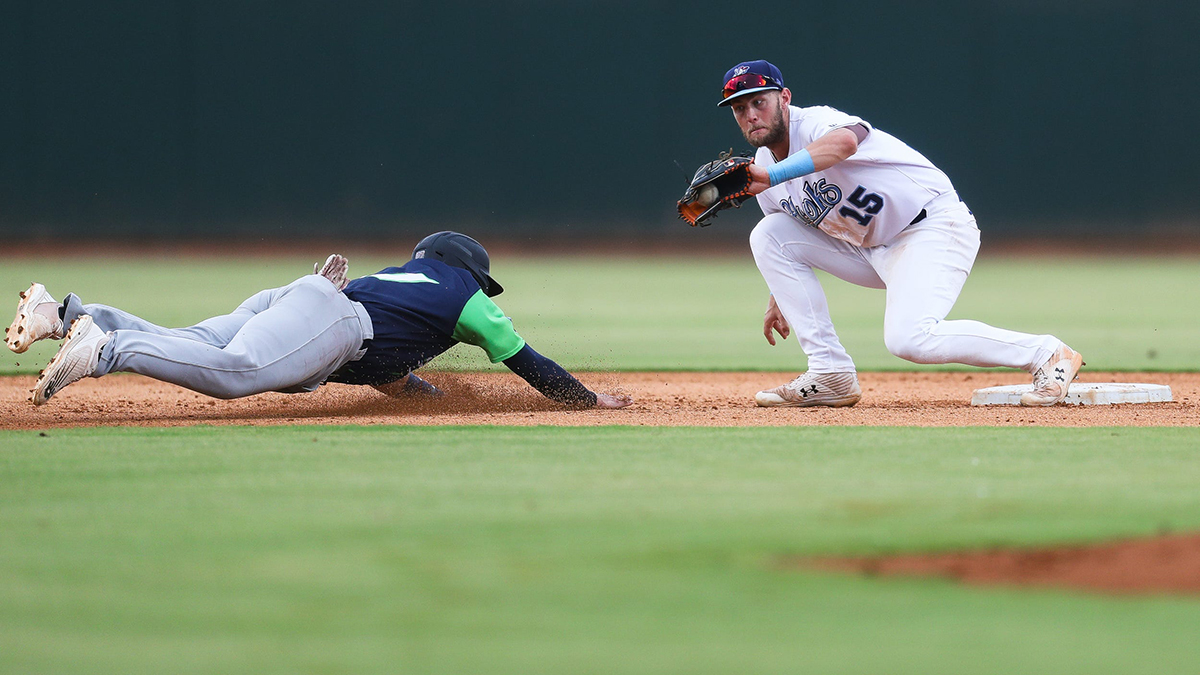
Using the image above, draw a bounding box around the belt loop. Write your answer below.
[350,301,374,341]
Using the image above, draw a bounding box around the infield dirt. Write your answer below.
[1,370,1196,430]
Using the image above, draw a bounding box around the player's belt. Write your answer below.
[909,191,966,225]
[349,300,374,361]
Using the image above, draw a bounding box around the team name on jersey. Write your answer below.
[779,179,887,229]
[780,178,843,227]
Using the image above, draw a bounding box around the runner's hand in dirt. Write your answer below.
[763,295,790,346]
[595,393,633,409]
[372,373,445,398]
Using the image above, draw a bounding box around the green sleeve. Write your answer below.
[451,290,527,363]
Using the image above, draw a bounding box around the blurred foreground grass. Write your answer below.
[3,425,1200,675]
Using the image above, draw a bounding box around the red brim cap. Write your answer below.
[717,85,781,107]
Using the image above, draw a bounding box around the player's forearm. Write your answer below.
[372,373,443,398]
[502,344,598,407]
[764,128,859,187]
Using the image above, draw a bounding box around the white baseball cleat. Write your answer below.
[1020,343,1085,407]
[6,283,64,353]
[31,314,110,406]
[755,371,862,408]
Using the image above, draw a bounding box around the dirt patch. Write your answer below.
[810,532,1200,595]
[0,370,1196,430]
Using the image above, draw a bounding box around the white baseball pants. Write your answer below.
[65,275,373,398]
[749,195,1060,374]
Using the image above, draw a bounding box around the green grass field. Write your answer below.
[4,426,1200,675]
[1,253,1197,374]
[2,253,1198,674]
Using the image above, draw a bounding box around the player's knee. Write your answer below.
[207,378,256,399]
[883,321,938,364]
[749,214,792,258]
[748,222,772,258]
[207,373,269,399]
[203,353,273,398]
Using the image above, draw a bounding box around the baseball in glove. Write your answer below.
[677,150,755,227]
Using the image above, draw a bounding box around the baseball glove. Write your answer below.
[677,150,755,227]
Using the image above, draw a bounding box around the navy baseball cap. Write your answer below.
[717,60,785,107]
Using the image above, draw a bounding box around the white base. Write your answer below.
[971,383,1173,406]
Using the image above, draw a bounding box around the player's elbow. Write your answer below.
[832,129,858,160]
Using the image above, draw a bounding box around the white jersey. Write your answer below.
[755,105,956,247]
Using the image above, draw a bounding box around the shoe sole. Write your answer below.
[6,282,50,354]
[32,315,96,406]
[1019,350,1085,407]
[755,392,861,408]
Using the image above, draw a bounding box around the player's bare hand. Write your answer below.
[315,254,349,291]
[763,295,790,345]
[747,162,772,195]
[372,373,445,399]
[594,392,633,409]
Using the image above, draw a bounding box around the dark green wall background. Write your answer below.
[2,0,1197,241]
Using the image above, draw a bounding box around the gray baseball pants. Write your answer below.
[62,275,373,399]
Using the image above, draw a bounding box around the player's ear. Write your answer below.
[779,88,792,107]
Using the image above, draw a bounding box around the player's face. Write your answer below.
[731,92,788,148]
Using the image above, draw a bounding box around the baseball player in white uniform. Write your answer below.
[717,60,1083,407]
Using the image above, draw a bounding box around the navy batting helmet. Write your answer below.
[412,231,504,297]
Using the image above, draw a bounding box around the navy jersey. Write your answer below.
[328,259,525,386]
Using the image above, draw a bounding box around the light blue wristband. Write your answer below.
[767,149,815,187]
